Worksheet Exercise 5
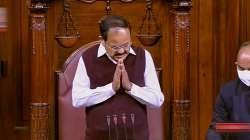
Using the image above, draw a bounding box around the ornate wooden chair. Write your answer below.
[56,41,165,140]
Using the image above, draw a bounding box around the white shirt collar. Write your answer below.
[97,42,136,58]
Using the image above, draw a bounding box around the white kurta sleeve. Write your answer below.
[126,50,164,108]
[72,57,115,108]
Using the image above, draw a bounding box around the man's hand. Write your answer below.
[112,60,122,92]
[121,61,132,91]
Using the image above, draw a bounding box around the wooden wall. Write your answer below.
[192,0,249,139]
[1,0,250,139]
[0,0,29,139]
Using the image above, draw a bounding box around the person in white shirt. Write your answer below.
[72,15,164,140]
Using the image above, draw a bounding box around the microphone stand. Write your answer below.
[106,115,111,140]
[113,114,119,140]
[130,113,135,140]
[122,113,128,140]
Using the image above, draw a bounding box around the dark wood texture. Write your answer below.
[1,0,250,139]
[169,1,192,140]
[29,1,50,140]
[0,0,29,139]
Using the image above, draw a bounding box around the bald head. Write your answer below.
[236,41,250,70]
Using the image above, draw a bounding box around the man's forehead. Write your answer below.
[238,47,250,59]
[108,27,129,34]
[238,54,250,62]
[107,27,130,43]
[237,50,250,67]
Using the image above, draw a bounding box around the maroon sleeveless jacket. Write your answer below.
[82,44,149,140]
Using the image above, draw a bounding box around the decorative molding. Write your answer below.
[168,0,192,9]
[176,14,190,29]
[78,0,134,4]
[31,14,46,31]
[30,103,49,140]
[172,100,191,140]
[29,1,49,13]
[174,12,190,52]
[30,13,47,55]
[78,0,134,14]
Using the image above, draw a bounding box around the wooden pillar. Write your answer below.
[169,0,192,140]
[29,1,49,140]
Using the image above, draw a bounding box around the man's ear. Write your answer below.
[99,35,103,40]
[101,40,106,47]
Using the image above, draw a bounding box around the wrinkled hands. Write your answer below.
[112,59,132,92]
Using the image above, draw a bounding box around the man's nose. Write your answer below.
[117,48,125,54]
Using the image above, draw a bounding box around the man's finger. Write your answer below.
[118,59,123,64]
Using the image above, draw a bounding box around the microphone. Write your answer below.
[113,114,119,140]
[130,113,135,140]
[122,113,128,140]
[106,115,111,140]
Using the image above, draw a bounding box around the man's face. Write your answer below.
[235,47,250,70]
[104,27,131,62]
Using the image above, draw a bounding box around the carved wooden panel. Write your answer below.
[169,1,192,139]
[30,13,49,102]
[31,103,49,140]
[29,1,50,140]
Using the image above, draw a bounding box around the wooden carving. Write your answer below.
[30,14,47,55]
[29,1,50,140]
[169,0,192,140]
[31,103,49,140]
[78,0,134,15]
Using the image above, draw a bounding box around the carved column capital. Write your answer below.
[29,0,49,13]
[169,0,192,10]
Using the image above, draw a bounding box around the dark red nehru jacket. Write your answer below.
[82,44,149,140]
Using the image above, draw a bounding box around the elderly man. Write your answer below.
[206,41,250,140]
[72,15,164,140]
